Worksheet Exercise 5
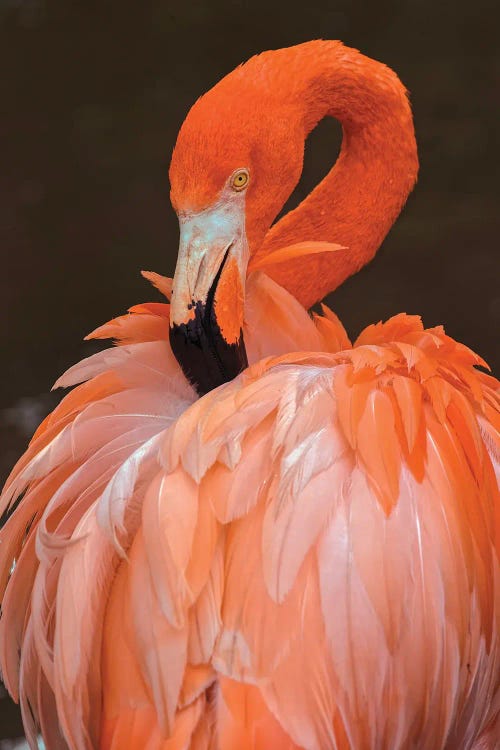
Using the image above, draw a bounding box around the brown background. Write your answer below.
[0,0,498,741]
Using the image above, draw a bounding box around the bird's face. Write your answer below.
[168,164,251,396]
[168,76,304,395]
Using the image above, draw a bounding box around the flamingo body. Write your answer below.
[0,41,499,749]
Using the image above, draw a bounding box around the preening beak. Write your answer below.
[169,198,249,396]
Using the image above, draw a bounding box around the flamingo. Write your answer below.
[0,40,498,750]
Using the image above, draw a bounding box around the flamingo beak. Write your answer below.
[169,199,249,396]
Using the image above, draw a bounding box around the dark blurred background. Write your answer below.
[0,0,498,743]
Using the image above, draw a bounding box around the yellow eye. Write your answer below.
[231,169,249,191]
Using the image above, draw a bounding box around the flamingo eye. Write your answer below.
[231,169,249,191]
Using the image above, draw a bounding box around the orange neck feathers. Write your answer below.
[254,42,419,307]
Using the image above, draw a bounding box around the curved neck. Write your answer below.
[255,42,418,309]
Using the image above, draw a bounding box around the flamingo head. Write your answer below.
[168,56,305,395]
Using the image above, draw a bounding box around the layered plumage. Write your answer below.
[1,40,499,750]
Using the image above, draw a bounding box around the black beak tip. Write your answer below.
[169,302,248,396]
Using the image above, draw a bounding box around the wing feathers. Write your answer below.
[1,292,498,750]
